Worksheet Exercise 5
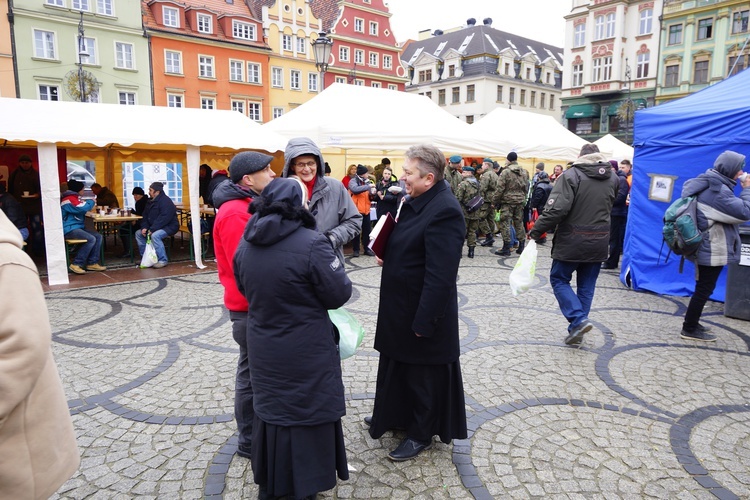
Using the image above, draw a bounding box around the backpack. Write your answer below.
[661,195,703,272]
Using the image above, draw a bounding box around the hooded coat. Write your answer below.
[530,152,618,262]
[281,137,361,265]
[0,211,80,499]
[233,179,352,426]
[682,151,750,267]
[60,190,94,234]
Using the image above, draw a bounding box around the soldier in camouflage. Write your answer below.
[478,158,499,247]
[493,152,530,256]
[444,155,463,195]
[456,165,481,258]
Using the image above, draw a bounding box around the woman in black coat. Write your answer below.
[233,178,352,499]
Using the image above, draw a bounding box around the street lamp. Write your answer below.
[311,32,333,91]
[77,11,89,102]
[624,58,632,145]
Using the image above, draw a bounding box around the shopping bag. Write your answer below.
[328,307,365,360]
[139,236,159,268]
[508,240,537,296]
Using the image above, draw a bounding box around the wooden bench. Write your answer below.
[65,239,89,268]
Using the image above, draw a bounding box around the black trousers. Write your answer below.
[351,213,372,252]
[605,215,627,268]
[682,264,723,332]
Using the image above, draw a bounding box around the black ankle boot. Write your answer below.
[479,236,494,247]
[516,241,525,254]
[495,242,511,256]
[468,247,475,258]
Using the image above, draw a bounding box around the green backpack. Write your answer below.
[661,194,703,271]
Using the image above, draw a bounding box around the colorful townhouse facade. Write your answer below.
[656,0,749,104]
[561,0,663,144]
[1,0,16,97]
[400,18,563,124]
[10,0,150,104]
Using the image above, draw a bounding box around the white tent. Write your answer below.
[594,134,634,162]
[264,83,510,157]
[0,97,287,285]
[471,107,590,161]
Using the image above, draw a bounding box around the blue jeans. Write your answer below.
[550,260,601,332]
[19,227,29,241]
[136,229,169,263]
[65,228,103,266]
[230,310,254,450]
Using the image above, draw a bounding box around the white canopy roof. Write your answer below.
[471,107,589,161]
[263,83,509,156]
[594,134,634,162]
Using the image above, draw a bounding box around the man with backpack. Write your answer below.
[678,151,750,341]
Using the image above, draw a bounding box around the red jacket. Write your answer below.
[213,197,251,312]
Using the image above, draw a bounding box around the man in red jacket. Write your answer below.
[212,151,275,458]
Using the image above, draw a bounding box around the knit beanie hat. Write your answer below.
[67,179,84,193]
[507,152,518,162]
[356,165,368,176]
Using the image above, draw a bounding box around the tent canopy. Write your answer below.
[263,82,509,157]
[472,106,590,161]
[594,134,634,162]
[622,68,750,301]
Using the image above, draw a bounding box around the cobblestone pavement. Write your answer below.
[47,243,750,499]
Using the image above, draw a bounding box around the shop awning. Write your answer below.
[607,98,648,115]
[564,104,601,119]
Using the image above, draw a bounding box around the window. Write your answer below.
[273,107,284,119]
[665,64,679,87]
[636,52,649,79]
[733,10,749,34]
[230,60,243,81]
[272,67,283,87]
[197,14,212,34]
[509,87,515,104]
[503,62,510,75]
[668,25,683,45]
[418,69,432,82]
[639,9,652,35]
[72,0,90,11]
[34,30,56,59]
[354,18,364,33]
[388,84,397,90]
[697,18,713,40]
[729,55,747,76]
[201,97,215,109]
[369,21,378,36]
[466,115,474,124]
[282,34,292,51]
[603,56,612,80]
[118,91,136,105]
[290,70,300,90]
[335,76,346,84]
[339,46,349,62]
[606,13,616,38]
[526,68,531,80]
[496,85,503,101]
[296,36,306,54]
[97,0,113,16]
[247,62,260,84]
[572,63,583,86]
[383,55,392,69]
[354,49,364,65]
[574,23,585,47]
[163,6,179,27]
[466,84,475,101]
[39,84,59,101]
[438,89,446,105]
[248,102,261,121]
[550,95,555,110]
[354,79,364,86]
[520,89,526,106]
[115,42,134,69]
[78,36,96,64]
[451,86,459,103]
[369,52,378,67]
[165,51,182,74]
[233,21,256,40]
[592,58,603,82]
[371,82,381,88]
[199,55,214,78]
[231,100,244,114]
[540,92,546,109]
[308,72,318,92]
[530,91,536,108]
[693,60,709,83]
[595,15,605,40]
[449,64,456,77]
[425,91,431,99]
[167,93,183,107]
[46,0,64,6]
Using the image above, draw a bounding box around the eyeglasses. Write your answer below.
[293,161,317,170]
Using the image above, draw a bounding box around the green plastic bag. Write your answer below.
[509,240,538,296]
[328,308,365,359]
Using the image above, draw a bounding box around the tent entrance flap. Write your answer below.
[607,99,647,115]
[565,104,601,119]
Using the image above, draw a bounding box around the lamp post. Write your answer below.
[77,11,89,102]
[311,32,333,91]
[624,58,632,145]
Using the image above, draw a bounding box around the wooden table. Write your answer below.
[86,212,143,263]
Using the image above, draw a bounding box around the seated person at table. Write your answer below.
[0,184,29,241]
[118,186,149,258]
[91,183,119,209]
[61,179,107,275]
[135,182,178,269]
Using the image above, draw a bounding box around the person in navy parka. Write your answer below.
[233,177,352,500]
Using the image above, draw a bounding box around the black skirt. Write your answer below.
[251,417,349,499]
[368,354,467,444]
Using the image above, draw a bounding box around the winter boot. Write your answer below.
[468,247,475,258]
[515,241,525,255]
[479,235,494,247]
[495,242,511,256]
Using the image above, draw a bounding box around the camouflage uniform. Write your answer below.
[444,166,463,194]
[478,167,499,236]
[494,161,529,248]
[456,176,481,248]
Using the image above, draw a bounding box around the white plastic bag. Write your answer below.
[139,236,159,268]
[509,240,538,296]
[328,308,365,360]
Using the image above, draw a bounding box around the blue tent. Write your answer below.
[622,68,750,302]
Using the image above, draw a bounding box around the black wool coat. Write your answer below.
[374,181,465,365]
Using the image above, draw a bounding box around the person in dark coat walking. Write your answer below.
[367,144,468,462]
[233,177,352,500]
[602,160,630,269]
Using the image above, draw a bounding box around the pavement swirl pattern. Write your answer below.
[47,244,750,499]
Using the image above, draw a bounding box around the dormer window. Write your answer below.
[233,20,256,40]
[197,13,212,34]
[163,6,180,28]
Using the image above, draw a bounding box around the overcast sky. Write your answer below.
[385,0,573,48]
